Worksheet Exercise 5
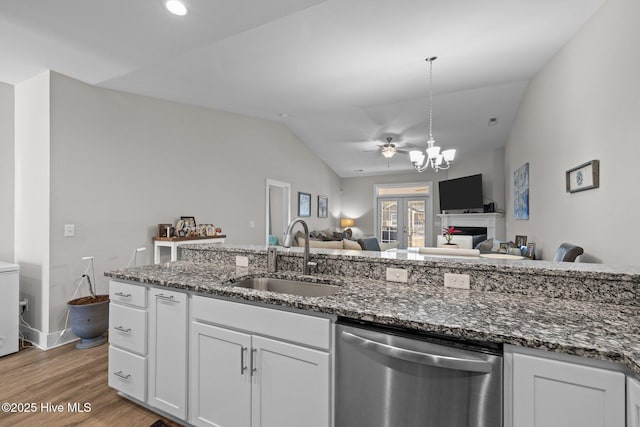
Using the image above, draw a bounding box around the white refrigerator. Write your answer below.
[0,262,19,357]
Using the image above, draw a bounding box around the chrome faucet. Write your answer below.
[282,217,316,275]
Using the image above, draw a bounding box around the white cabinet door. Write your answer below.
[629,377,640,427]
[512,353,625,427]
[251,335,330,427]
[148,288,188,419]
[189,322,252,427]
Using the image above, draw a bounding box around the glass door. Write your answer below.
[378,197,427,249]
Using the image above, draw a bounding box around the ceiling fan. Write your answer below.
[366,136,416,167]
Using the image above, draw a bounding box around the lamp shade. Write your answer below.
[340,218,355,227]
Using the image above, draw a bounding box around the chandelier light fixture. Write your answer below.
[409,57,456,172]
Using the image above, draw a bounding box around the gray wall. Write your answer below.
[16,71,341,339]
[505,0,639,264]
[0,82,14,262]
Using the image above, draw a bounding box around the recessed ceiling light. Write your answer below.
[166,0,187,16]
[488,117,498,126]
[279,113,289,118]
[354,169,364,173]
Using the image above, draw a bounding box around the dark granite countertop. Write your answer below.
[105,260,640,377]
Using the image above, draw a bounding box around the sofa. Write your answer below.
[293,230,398,251]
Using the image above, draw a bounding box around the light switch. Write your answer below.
[64,224,75,237]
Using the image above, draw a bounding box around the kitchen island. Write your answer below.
[105,244,640,427]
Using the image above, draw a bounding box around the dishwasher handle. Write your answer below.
[341,330,493,373]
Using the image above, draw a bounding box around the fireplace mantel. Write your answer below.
[437,213,505,241]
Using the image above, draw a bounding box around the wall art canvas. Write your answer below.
[514,163,529,220]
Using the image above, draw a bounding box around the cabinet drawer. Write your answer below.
[108,346,146,402]
[110,281,147,308]
[192,296,331,350]
[109,303,147,355]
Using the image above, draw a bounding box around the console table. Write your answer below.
[153,235,226,264]
[437,213,505,241]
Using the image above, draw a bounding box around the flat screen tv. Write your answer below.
[438,174,484,212]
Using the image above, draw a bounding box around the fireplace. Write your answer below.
[437,213,505,241]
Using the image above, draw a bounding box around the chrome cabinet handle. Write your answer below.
[114,292,131,298]
[240,346,248,374]
[340,331,492,373]
[114,326,131,333]
[113,371,131,380]
[155,293,176,302]
[251,348,257,375]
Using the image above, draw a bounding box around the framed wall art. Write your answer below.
[317,195,328,218]
[566,160,599,193]
[514,162,529,220]
[298,192,311,217]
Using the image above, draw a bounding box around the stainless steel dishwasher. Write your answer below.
[336,320,502,427]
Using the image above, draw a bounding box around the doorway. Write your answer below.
[374,183,433,249]
[265,179,291,246]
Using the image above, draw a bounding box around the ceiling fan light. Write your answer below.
[381,148,395,158]
[426,146,440,159]
[442,149,456,162]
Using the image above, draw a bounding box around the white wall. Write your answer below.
[15,71,340,341]
[505,0,639,264]
[14,71,51,335]
[0,82,14,262]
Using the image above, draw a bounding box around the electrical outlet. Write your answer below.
[386,267,408,283]
[444,273,470,290]
[249,221,256,228]
[236,256,249,267]
[64,224,75,237]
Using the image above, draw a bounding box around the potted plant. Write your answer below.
[440,226,461,248]
[67,257,109,349]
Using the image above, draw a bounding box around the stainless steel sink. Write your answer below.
[233,277,341,297]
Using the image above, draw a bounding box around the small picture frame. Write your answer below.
[205,225,216,236]
[498,242,510,254]
[298,192,311,217]
[525,242,536,259]
[317,195,328,218]
[566,160,599,193]
[158,223,173,237]
[515,235,528,248]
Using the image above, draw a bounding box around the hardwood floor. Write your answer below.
[0,342,179,426]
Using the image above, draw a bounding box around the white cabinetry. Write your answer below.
[148,288,188,419]
[189,296,331,427]
[0,262,19,357]
[511,352,625,427]
[629,376,640,427]
[109,282,188,420]
[108,281,148,402]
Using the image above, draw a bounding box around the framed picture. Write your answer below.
[514,162,529,220]
[181,216,196,227]
[298,192,311,217]
[317,195,328,218]
[158,223,173,237]
[525,242,536,259]
[566,160,599,193]
[205,224,216,236]
[515,235,528,248]
[498,242,510,253]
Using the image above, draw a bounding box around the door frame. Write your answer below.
[373,182,433,248]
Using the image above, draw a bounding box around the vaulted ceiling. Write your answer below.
[0,0,605,177]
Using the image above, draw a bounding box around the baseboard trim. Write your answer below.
[19,325,79,350]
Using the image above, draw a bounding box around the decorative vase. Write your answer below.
[67,295,110,349]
